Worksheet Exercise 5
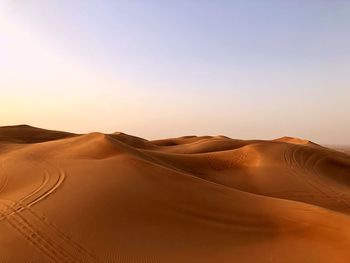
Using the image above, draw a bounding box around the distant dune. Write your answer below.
[0,125,350,262]
[327,145,350,156]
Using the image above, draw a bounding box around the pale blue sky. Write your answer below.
[0,1,349,144]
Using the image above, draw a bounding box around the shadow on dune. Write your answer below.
[1,125,350,262]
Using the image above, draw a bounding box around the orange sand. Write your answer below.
[0,125,350,262]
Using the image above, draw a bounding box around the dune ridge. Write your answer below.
[0,125,350,262]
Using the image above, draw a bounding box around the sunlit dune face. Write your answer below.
[0,125,350,262]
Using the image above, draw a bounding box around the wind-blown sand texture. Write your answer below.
[0,125,350,263]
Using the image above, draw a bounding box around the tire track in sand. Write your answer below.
[0,153,66,213]
[283,144,350,210]
[20,154,64,208]
[0,199,99,263]
[0,153,100,262]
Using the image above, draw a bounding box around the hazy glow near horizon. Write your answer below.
[0,1,349,144]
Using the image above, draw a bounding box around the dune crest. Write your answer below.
[0,125,350,262]
[0,125,77,143]
[273,136,319,146]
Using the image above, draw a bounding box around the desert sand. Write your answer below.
[0,125,350,263]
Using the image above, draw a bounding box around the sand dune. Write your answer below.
[0,125,350,262]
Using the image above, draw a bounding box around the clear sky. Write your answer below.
[0,1,349,144]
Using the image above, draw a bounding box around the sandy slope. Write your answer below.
[0,125,350,263]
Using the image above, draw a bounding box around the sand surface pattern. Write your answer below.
[0,125,350,263]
